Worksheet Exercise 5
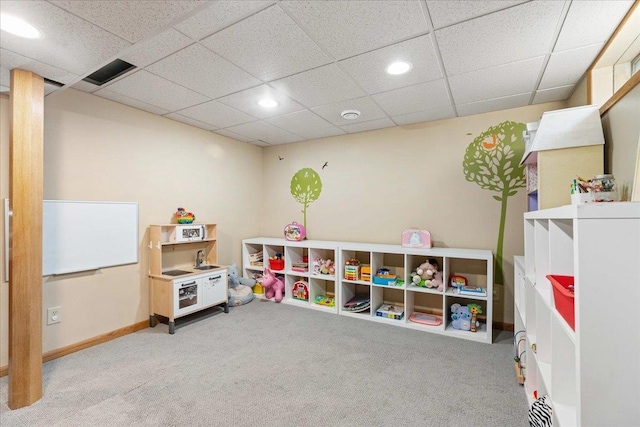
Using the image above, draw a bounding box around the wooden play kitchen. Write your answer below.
[148,223,228,334]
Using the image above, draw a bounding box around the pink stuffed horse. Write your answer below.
[261,268,285,303]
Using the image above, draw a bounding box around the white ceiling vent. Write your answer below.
[341,110,361,120]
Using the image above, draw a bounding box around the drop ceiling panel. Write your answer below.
[104,70,208,111]
[164,113,219,131]
[372,80,451,117]
[225,120,295,140]
[457,92,531,116]
[49,0,206,43]
[71,80,99,93]
[554,1,633,52]
[311,96,388,126]
[436,1,565,76]
[94,88,170,115]
[449,57,544,104]
[539,44,604,90]
[214,128,255,143]
[281,0,428,59]
[175,100,255,128]
[0,1,131,76]
[0,48,78,85]
[427,0,528,30]
[200,5,331,81]
[217,85,305,119]
[294,126,347,141]
[265,110,333,134]
[146,43,260,99]
[339,35,442,94]
[269,64,366,108]
[392,106,456,125]
[174,1,273,41]
[119,29,194,68]
[533,85,575,105]
[340,117,396,134]
[261,133,305,145]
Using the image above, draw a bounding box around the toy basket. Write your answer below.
[547,275,575,330]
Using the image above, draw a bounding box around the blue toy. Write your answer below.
[450,303,479,331]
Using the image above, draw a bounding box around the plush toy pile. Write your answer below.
[227,263,254,306]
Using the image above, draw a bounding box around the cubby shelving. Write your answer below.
[516,202,640,426]
[243,238,493,343]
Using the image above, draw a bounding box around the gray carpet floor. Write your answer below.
[1,300,528,426]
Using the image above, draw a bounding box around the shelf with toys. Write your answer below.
[242,238,493,343]
[241,238,339,313]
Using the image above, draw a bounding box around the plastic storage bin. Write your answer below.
[547,275,575,330]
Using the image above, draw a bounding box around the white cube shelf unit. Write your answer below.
[517,202,640,427]
[242,238,493,343]
[242,238,340,314]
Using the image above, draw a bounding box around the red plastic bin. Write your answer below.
[269,259,284,271]
[546,275,575,330]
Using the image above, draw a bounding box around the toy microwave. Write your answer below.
[175,224,206,242]
[401,229,432,249]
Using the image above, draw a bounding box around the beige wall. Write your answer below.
[0,89,263,366]
[0,87,575,368]
[260,101,566,325]
[602,83,640,197]
[568,76,588,107]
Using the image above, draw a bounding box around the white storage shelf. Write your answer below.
[516,202,640,426]
[243,238,493,344]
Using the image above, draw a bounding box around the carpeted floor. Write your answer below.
[1,300,528,426]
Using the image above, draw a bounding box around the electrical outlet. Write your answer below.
[493,290,499,301]
[47,306,62,325]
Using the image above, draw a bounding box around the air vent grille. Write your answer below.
[83,59,136,86]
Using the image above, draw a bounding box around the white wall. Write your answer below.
[0,89,263,366]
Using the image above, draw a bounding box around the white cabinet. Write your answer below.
[517,202,640,426]
[242,238,493,343]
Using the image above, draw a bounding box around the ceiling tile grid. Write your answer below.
[200,5,331,82]
[0,1,634,146]
[146,43,260,99]
[281,0,428,59]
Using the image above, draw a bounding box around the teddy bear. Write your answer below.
[414,258,444,291]
[261,268,285,303]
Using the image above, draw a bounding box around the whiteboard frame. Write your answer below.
[4,199,139,280]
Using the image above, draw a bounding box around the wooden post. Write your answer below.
[8,69,44,409]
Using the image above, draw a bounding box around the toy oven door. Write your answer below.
[174,279,200,316]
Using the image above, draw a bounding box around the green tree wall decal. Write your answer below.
[290,168,322,232]
[462,121,526,285]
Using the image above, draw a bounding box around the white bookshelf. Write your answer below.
[243,238,493,343]
[516,202,640,426]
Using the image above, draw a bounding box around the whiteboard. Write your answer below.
[42,201,138,275]
[4,199,138,277]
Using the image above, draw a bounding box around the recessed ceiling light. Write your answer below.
[0,14,41,39]
[386,61,412,75]
[341,110,360,120]
[258,99,278,108]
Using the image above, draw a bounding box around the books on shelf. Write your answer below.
[457,285,487,297]
[375,303,404,320]
[343,295,370,312]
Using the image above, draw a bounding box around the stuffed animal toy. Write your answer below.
[261,268,285,303]
[227,263,255,306]
[227,263,255,288]
[320,258,335,275]
[415,258,444,291]
[450,303,480,331]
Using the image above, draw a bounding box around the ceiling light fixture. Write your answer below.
[258,99,278,108]
[386,61,412,75]
[0,14,41,39]
[341,110,361,120]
